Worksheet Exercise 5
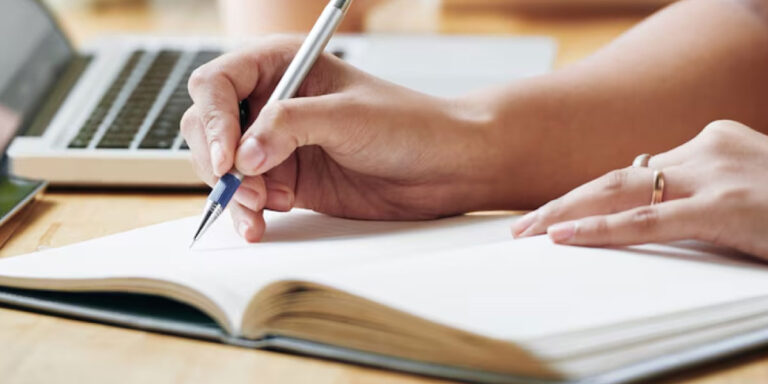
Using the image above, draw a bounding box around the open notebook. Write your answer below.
[2,210,768,383]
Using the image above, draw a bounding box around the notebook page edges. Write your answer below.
[240,280,564,379]
[526,296,768,360]
[0,209,521,336]
[283,236,768,352]
[552,309,768,377]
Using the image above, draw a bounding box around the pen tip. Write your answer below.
[190,200,223,250]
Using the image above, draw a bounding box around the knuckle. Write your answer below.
[711,186,751,204]
[538,198,564,223]
[585,217,611,243]
[248,37,303,68]
[261,102,291,129]
[711,159,741,176]
[702,120,745,136]
[187,64,217,93]
[603,168,629,193]
[258,102,305,145]
[199,108,230,137]
[594,217,610,236]
[698,120,748,149]
[630,206,660,233]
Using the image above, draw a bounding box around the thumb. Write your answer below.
[234,96,352,175]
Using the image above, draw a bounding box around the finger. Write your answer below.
[187,38,302,177]
[513,166,693,238]
[188,63,249,177]
[182,106,268,214]
[232,175,267,213]
[235,95,352,176]
[547,198,705,247]
[263,182,295,212]
[180,107,216,186]
[229,201,266,243]
[262,154,298,212]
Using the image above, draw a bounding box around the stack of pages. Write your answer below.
[1,209,768,383]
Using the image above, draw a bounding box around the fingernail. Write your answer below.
[238,222,250,239]
[268,187,294,211]
[512,211,538,238]
[548,221,577,243]
[210,141,224,175]
[239,137,266,173]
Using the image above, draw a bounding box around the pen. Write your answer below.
[190,0,355,248]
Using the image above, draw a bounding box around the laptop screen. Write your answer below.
[0,0,72,148]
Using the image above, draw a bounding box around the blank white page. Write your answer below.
[300,237,768,341]
[0,209,518,331]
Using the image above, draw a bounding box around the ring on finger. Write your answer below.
[651,170,665,205]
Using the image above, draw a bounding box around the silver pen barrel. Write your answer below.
[267,0,352,104]
[190,0,354,248]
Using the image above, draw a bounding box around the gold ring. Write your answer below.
[651,170,665,205]
[633,154,652,168]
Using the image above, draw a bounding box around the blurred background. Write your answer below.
[40,0,673,67]
[36,0,674,70]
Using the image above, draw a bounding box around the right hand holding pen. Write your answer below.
[181,38,498,242]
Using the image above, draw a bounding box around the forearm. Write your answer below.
[469,0,768,210]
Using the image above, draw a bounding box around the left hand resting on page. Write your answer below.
[511,120,768,260]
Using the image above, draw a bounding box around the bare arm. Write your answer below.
[183,0,768,241]
[474,0,768,209]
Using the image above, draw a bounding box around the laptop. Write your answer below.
[2,0,556,187]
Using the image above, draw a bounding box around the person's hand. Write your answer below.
[181,37,495,242]
[511,120,768,259]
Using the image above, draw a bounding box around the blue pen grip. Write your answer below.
[209,173,242,209]
[205,100,248,210]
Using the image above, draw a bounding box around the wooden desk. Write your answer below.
[2,2,767,383]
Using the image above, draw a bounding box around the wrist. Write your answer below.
[444,77,570,212]
[429,93,517,214]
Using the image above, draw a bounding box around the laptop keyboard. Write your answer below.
[97,51,182,149]
[140,51,219,149]
[67,47,348,151]
[68,49,222,150]
[68,51,144,149]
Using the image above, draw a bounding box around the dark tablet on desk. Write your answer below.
[0,175,46,228]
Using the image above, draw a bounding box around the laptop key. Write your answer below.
[98,50,182,149]
[139,50,222,150]
[68,138,90,149]
[68,51,144,149]
[140,138,174,149]
[97,139,131,149]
